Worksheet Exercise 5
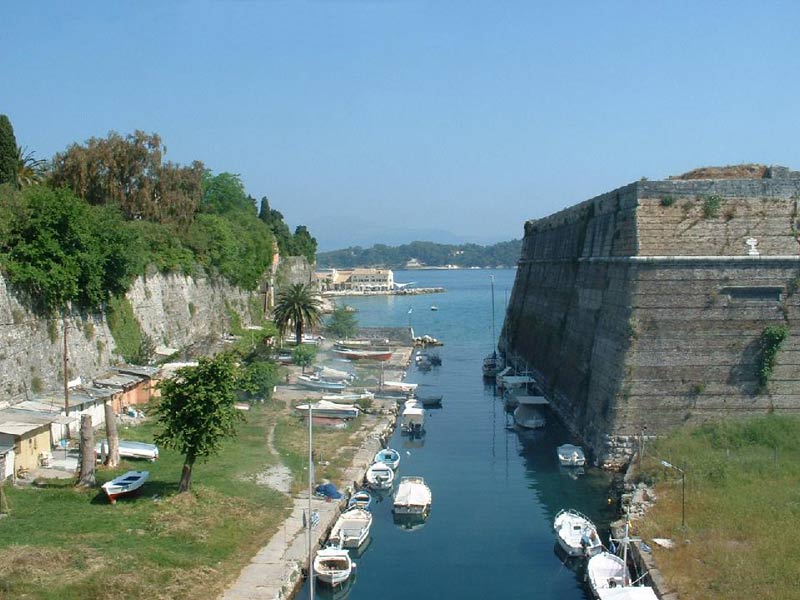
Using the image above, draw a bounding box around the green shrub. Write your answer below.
[106,295,148,363]
[30,376,43,394]
[660,195,676,207]
[757,325,788,391]
[702,195,723,219]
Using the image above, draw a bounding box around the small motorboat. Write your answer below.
[96,440,159,461]
[296,375,348,391]
[332,348,393,361]
[101,470,149,504]
[314,546,355,586]
[553,509,603,557]
[374,448,401,470]
[295,400,360,419]
[365,462,395,490]
[322,392,375,404]
[382,380,418,393]
[586,517,659,600]
[417,393,443,407]
[393,476,432,516]
[430,305,438,311]
[328,508,373,549]
[557,444,586,467]
[348,490,372,511]
[513,404,546,429]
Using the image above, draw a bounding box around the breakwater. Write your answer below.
[500,166,800,468]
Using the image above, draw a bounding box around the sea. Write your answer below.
[297,268,616,600]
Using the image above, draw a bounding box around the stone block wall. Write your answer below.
[0,272,259,404]
[501,171,800,468]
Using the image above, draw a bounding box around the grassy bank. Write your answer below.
[0,403,290,600]
[637,415,800,600]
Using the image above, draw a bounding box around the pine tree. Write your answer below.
[0,115,18,186]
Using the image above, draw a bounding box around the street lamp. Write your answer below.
[660,460,685,528]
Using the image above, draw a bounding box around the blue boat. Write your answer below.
[374,447,401,470]
[348,490,372,511]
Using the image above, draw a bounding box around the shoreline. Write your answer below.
[221,343,413,600]
[322,287,445,297]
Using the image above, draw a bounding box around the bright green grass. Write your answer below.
[637,415,800,600]
[0,403,290,600]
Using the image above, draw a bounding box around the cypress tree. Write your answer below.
[0,115,18,186]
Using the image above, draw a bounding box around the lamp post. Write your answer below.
[660,460,685,528]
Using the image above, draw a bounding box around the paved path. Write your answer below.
[221,411,394,600]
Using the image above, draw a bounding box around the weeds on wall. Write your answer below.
[757,325,788,392]
[702,195,723,219]
[660,195,676,207]
[106,295,153,364]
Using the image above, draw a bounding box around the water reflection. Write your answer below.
[315,572,357,600]
[392,512,428,532]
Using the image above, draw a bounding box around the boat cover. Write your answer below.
[315,483,343,499]
[394,478,431,507]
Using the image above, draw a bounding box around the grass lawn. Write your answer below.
[637,415,800,600]
[0,402,290,600]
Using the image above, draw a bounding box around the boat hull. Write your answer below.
[102,470,149,504]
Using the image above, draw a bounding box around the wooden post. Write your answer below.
[63,316,70,417]
[76,414,96,487]
[103,401,120,467]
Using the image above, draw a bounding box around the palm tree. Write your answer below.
[16,146,46,188]
[272,283,323,345]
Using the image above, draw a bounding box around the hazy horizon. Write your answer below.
[4,2,800,249]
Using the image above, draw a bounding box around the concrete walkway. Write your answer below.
[221,412,394,600]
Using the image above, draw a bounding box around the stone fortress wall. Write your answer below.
[499,166,800,468]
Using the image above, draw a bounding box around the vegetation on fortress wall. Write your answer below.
[317,239,522,269]
[0,118,317,314]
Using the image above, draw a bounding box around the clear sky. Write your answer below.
[3,1,800,250]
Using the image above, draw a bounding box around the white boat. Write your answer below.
[430,305,438,311]
[333,348,393,361]
[482,352,503,378]
[313,546,354,586]
[513,404,546,429]
[101,470,149,504]
[296,375,348,391]
[553,509,603,557]
[295,400,360,419]
[348,490,372,510]
[314,366,355,382]
[404,398,423,410]
[95,440,159,461]
[382,380,418,393]
[328,507,373,549]
[393,476,432,516]
[365,462,395,490]
[322,391,375,403]
[557,444,586,467]
[374,448,401,470]
[482,275,503,378]
[587,518,658,600]
[401,406,425,433]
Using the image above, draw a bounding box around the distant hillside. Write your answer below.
[316,240,522,269]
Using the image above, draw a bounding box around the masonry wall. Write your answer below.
[0,272,260,404]
[500,174,800,467]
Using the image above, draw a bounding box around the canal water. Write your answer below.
[299,269,616,600]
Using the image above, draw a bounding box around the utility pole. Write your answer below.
[63,316,69,417]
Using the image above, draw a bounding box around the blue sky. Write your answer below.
[3,1,800,250]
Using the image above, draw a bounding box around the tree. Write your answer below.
[291,225,318,265]
[153,353,243,492]
[0,186,140,312]
[76,414,96,487]
[272,283,322,345]
[325,305,358,339]
[240,360,279,400]
[0,115,17,186]
[15,146,46,188]
[292,344,317,374]
[49,130,204,228]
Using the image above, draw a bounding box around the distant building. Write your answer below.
[315,268,394,292]
[405,258,425,269]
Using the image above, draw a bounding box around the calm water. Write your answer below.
[298,269,615,600]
